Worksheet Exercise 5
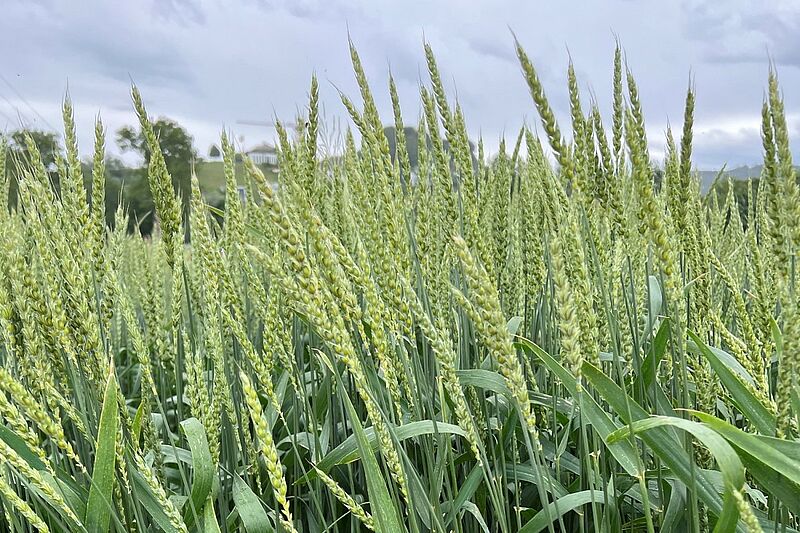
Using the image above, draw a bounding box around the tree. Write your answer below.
[116,117,196,236]
[208,144,221,159]
[116,117,196,183]
[81,156,143,233]
[5,129,61,209]
[383,125,477,184]
[384,126,420,169]
[710,177,758,230]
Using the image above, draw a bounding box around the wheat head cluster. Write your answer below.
[0,38,797,533]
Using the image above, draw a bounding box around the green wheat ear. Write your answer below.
[0,34,796,533]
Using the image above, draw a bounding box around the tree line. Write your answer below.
[3,118,197,237]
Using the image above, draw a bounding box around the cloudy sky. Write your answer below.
[3,0,800,169]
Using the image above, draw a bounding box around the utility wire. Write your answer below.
[0,74,57,131]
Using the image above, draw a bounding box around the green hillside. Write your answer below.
[698,165,800,192]
[194,160,278,201]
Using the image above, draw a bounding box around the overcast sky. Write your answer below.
[3,0,800,169]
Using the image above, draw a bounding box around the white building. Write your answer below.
[246,143,279,166]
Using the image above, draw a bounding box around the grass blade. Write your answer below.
[338,379,405,533]
[85,364,119,533]
[180,418,215,529]
[232,474,271,533]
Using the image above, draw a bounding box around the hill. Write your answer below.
[696,165,800,192]
[194,160,278,203]
[698,166,760,192]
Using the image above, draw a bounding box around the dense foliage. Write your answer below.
[0,39,797,532]
[4,119,197,237]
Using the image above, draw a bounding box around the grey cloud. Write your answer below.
[367,33,423,85]
[9,0,53,9]
[3,0,798,170]
[693,127,763,168]
[153,0,206,26]
[466,35,517,64]
[64,33,194,89]
[247,0,365,21]
[683,1,800,68]
[674,115,800,169]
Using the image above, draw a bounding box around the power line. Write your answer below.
[0,88,32,129]
[0,74,57,131]
[0,106,15,126]
[236,119,298,128]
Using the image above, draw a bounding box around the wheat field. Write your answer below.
[0,39,797,532]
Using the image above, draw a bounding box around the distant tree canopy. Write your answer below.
[88,156,151,235]
[1,119,198,237]
[116,117,196,189]
[383,125,477,180]
[116,117,197,236]
[384,126,420,169]
[709,177,758,230]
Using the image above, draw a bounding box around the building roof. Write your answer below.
[246,142,277,154]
